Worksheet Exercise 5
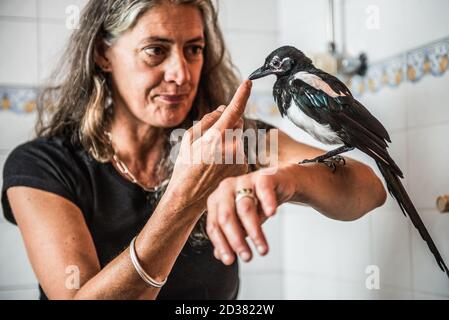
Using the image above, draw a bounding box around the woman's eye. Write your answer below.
[186,45,204,58]
[143,46,166,57]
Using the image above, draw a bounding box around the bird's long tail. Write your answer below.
[376,161,449,277]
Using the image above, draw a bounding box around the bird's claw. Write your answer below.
[330,155,346,166]
[322,160,337,173]
[299,158,314,164]
[320,156,346,173]
[299,155,346,173]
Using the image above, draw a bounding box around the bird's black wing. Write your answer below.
[288,71,402,176]
[312,68,391,143]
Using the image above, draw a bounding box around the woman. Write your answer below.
[1,0,386,300]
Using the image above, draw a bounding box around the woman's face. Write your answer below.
[104,4,205,128]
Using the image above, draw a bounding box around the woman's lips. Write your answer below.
[156,94,188,104]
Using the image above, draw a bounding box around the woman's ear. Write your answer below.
[94,38,112,72]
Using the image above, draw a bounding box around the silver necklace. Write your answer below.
[105,131,169,193]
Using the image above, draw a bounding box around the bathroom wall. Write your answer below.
[279,0,449,299]
[1,0,448,300]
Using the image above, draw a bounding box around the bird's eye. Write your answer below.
[270,60,281,69]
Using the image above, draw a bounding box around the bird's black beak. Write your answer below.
[248,66,272,80]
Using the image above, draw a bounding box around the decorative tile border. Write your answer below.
[0,86,37,113]
[0,85,282,120]
[348,37,449,96]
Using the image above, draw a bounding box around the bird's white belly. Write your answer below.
[286,102,342,145]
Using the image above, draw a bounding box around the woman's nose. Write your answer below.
[164,50,191,86]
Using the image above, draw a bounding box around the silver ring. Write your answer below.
[235,188,258,206]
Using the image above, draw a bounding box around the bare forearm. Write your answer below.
[73,193,202,300]
[290,159,386,221]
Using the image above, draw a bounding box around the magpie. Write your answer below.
[249,45,449,277]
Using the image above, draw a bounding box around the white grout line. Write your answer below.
[413,289,449,299]
[36,0,42,82]
[0,284,38,292]
[223,28,280,35]
[404,101,416,298]
[407,120,449,132]
[240,269,282,276]
[0,15,65,25]
[283,270,416,292]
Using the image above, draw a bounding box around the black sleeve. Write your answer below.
[1,138,81,224]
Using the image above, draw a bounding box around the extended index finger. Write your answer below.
[212,80,252,130]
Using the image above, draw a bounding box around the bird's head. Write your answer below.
[248,46,313,80]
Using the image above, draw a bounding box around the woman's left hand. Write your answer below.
[206,164,300,265]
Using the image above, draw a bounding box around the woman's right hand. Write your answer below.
[164,80,253,212]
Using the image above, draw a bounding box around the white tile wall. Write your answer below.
[411,209,449,297]
[38,22,72,82]
[224,31,279,92]
[376,287,414,300]
[0,20,38,85]
[371,206,413,290]
[285,276,414,300]
[0,112,37,150]
[0,152,7,224]
[406,72,449,128]
[0,223,38,287]
[414,292,449,300]
[360,87,407,132]
[283,273,338,299]
[0,287,39,300]
[38,0,88,20]
[408,123,449,209]
[282,205,339,278]
[0,0,37,18]
[336,281,378,300]
[279,0,329,53]
[220,0,278,33]
[333,214,372,284]
[344,0,449,62]
[237,273,282,300]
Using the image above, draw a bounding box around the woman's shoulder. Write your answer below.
[2,135,91,224]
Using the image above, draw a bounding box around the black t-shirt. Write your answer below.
[1,135,240,300]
